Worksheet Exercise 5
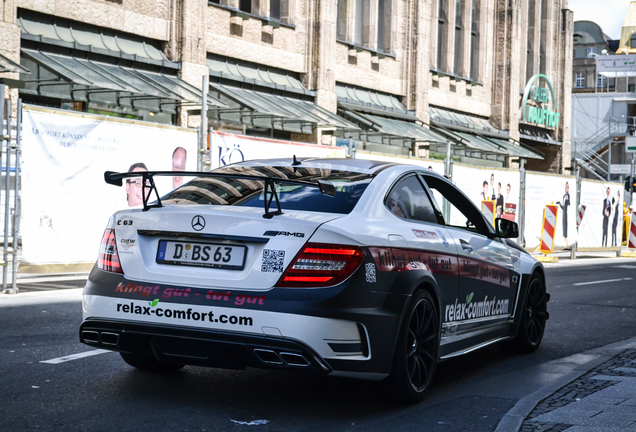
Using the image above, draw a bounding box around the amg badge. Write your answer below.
[263,231,304,237]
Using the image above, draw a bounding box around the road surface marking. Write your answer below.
[40,349,114,364]
[573,277,633,286]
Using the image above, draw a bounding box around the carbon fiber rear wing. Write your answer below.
[104,170,336,218]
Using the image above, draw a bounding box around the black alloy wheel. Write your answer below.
[389,290,440,403]
[508,274,548,353]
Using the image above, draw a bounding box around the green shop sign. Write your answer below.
[521,74,560,128]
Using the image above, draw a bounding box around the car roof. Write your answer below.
[223,157,443,177]
[224,157,396,174]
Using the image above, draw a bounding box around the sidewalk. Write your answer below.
[496,338,636,432]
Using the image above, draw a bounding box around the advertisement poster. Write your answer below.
[21,107,198,267]
[210,131,345,169]
[525,172,577,250]
[578,179,624,249]
[452,165,521,223]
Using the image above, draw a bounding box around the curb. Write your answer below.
[493,338,636,432]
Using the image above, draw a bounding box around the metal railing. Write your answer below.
[572,123,612,181]
[610,117,636,136]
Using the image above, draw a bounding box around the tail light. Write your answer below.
[276,243,366,288]
[97,229,123,274]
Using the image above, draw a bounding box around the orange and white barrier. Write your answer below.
[540,204,559,254]
[576,205,586,228]
[481,200,496,226]
[629,217,636,250]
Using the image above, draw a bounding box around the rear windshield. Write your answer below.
[161,165,373,214]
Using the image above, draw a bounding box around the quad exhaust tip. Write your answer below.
[254,349,310,367]
[82,330,120,347]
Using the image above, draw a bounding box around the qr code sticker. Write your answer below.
[365,263,376,283]
[262,249,285,273]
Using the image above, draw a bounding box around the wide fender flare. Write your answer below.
[512,262,547,325]
[387,268,443,331]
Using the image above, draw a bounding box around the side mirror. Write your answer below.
[494,218,519,239]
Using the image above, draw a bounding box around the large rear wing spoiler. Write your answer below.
[104,170,336,218]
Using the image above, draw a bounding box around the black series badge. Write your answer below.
[191,215,205,231]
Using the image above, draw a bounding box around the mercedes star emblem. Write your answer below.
[191,215,205,231]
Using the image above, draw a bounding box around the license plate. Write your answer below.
[156,240,246,270]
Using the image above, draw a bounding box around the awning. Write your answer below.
[207,83,358,134]
[336,108,448,147]
[20,48,226,113]
[454,132,543,159]
[519,123,562,146]
[18,11,177,68]
[208,56,311,96]
[0,52,30,74]
[429,106,510,138]
[428,126,544,160]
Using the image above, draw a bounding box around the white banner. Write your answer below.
[596,54,636,77]
[525,173,577,250]
[21,107,198,267]
[210,131,345,169]
[578,179,624,249]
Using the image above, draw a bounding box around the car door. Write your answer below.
[382,173,459,321]
[420,173,516,344]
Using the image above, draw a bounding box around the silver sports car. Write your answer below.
[80,158,549,403]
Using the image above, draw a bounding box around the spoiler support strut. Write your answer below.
[104,170,335,217]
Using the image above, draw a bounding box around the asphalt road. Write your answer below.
[1,258,635,432]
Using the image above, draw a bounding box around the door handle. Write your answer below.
[460,239,473,253]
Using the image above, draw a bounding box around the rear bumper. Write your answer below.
[80,319,331,372]
[81,266,411,378]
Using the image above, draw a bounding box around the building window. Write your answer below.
[587,47,596,58]
[575,72,585,88]
[597,73,607,88]
[270,0,281,20]
[354,0,364,45]
[453,0,462,75]
[632,34,636,48]
[239,0,252,14]
[526,0,535,82]
[337,0,346,40]
[438,0,446,70]
[378,0,386,51]
[469,0,479,80]
[235,0,287,21]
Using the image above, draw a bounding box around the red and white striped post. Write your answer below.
[538,204,559,262]
[622,211,636,257]
[576,205,586,228]
[481,200,496,227]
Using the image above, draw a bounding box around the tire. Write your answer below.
[388,290,440,404]
[120,352,185,373]
[507,274,548,353]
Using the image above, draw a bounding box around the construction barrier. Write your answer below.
[623,214,636,258]
[539,204,558,255]
[481,200,496,226]
[577,205,586,228]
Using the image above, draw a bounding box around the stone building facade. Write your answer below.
[0,0,573,172]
